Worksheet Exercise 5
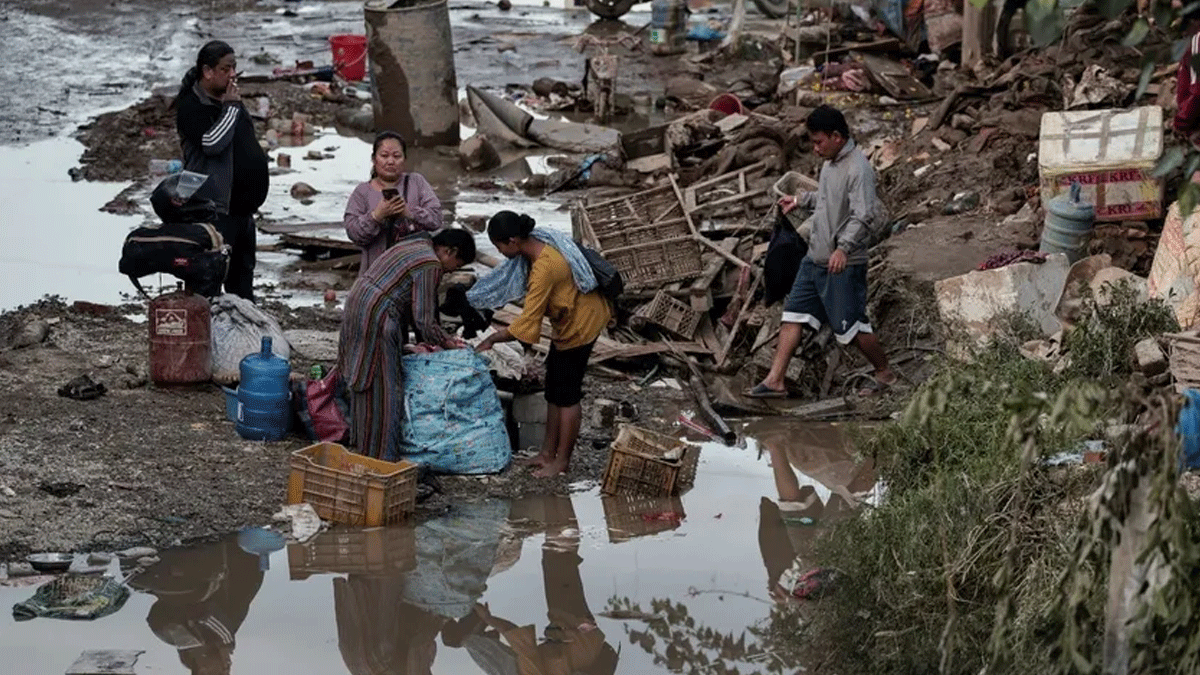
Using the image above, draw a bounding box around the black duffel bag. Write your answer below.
[118,221,228,297]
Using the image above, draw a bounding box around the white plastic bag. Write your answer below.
[210,294,291,385]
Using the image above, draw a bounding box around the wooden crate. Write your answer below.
[594,217,691,250]
[637,290,702,338]
[286,442,418,526]
[580,183,684,235]
[605,238,704,290]
[601,425,700,497]
[681,162,771,221]
[601,493,686,544]
[286,526,417,580]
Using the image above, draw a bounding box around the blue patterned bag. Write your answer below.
[399,349,511,474]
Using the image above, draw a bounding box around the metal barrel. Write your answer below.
[364,0,460,147]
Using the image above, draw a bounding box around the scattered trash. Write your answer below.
[272,504,322,543]
[65,650,143,675]
[56,375,106,401]
[115,547,156,562]
[236,526,288,569]
[780,566,843,600]
[26,553,74,574]
[12,574,131,621]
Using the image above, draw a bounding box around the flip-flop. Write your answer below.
[856,377,895,398]
[745,383,787,399]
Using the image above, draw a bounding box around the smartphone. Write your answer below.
[381,188,399,201]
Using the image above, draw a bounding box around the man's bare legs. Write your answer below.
[756,324,895,396]
[853,332,895,394]
[757,322,808,394]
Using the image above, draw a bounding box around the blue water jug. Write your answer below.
[236,336,292,441]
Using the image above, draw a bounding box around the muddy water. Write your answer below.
[0,421,874,674]
[0,138,143,310]
[0,0,664,311]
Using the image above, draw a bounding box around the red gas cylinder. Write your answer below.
[149,283,212,384]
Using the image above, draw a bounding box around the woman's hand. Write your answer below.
[474,335,495,353]
[371,196,407,221]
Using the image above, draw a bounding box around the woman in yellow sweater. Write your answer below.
[475,211,611,478]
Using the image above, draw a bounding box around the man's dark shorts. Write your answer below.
[781,257,873,345]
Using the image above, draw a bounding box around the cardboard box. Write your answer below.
[1038,106,1164,221]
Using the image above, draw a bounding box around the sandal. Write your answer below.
[745,383,787,399]
[856,376,895,398]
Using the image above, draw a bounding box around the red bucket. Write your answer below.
[329,34,367,81]
[709,93,744,116]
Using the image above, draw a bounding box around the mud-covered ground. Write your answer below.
[0,298,700,561]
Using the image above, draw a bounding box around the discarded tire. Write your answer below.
[587,0,637,20]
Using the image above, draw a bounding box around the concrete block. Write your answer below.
[934,253,1070,354]
[518,422,546,451]
[1135,338,1167,375]
[512,394,547,424]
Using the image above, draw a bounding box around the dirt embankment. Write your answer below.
[75,80,364,184]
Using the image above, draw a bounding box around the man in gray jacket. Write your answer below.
[748,105,895,398]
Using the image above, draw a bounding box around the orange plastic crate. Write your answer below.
[286,442,418,526]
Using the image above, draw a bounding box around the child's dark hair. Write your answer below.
[487,211,536,242]
[805,105,851,139]
[432,229,477,264]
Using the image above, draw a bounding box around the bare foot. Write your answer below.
[517,452,552,467]
[532,462,568,478]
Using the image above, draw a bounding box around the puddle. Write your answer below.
[0,420,874,674]
[0,0,680,312]
[0,138,141,310]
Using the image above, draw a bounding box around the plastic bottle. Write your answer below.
[148,159,183,178]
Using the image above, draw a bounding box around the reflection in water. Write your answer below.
[103,429,869,675]
[478,495,619,675]
[333,500,509,675]
[127,539,265,675]
[605,421,874,674]
[325,497,618,675]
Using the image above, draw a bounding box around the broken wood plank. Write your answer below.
[855,52,932,100]
[689,239,737,312]
[716,270,762,368]
[778,397,851,419]
[669,174,750,271]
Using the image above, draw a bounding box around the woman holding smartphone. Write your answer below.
[344,130,443,275]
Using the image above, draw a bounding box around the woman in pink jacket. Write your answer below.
[343,130,443,274]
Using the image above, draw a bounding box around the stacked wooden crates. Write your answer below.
[572,184,703,291]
